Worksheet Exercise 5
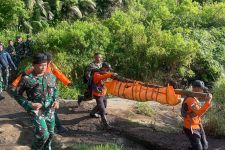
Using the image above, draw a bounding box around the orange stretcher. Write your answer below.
[12,63,71,87]
[104,77,181,106]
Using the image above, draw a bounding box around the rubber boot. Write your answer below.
[90,106,100,118]
[77,95,84,106]
[101,115,111,130]
[0,95,4,101]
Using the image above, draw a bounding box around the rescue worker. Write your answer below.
[78,53,103,105]
[90,62,117,129]
[181,80,212,150]
[44,52,68,133]
[0,43,17,90]
[14,53,59,150]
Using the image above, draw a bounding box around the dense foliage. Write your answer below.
[0,0,225,97]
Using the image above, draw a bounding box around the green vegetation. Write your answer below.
[73,144,123,150]
[204,77,225,137]
[135,102,154,117]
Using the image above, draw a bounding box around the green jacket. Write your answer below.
[14,72,58,112]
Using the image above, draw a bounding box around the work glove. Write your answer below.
[205,93,213,103]
[111,73,119,79]
[14,66,17,71]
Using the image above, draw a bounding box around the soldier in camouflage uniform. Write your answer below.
[77,53,103,105]
[14,53,59,150]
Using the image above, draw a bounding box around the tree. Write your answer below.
[0,0,27,30]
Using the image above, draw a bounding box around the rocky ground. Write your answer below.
[0,92,224,150]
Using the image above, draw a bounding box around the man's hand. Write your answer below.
[52,101,59,109]
[205,93,212,103]
[111,73,118,79]
[32,103,42,110]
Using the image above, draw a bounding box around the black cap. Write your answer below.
[101,62,112,71]
[33,53,47,64]
[44,52,53,61]
[192,80,208,90]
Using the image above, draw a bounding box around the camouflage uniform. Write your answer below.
[14,72,58,150]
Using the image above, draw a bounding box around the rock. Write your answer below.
[0,124,21,145]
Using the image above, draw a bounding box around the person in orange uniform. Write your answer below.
[90,62,117,129]
[181,80,212,150]
[12,53,71,88]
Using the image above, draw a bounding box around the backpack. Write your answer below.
[181,96,197,118]
[83,64,99,84]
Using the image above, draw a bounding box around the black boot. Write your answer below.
[101,115,112,129]
[90,106,100,118]
[56,125,68,133]
[77,95,84,106]
[0,95,4,101]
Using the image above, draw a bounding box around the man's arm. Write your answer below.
[187,97,211,117]
[14,76,32,111]
[52,63,71,86]
[6,52,16,69]
[93,72,113,83]
[0,56,8,68]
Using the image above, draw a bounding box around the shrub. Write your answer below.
[135,102,154,117]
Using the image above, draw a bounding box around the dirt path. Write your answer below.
[0,92,224,150]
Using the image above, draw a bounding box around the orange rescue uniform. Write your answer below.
[183,97,211,129]
[92,72,113,97]
[12,63,71,87]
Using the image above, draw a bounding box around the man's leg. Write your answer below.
[90,105,100,118]
[103,96,107,108]
[78,85,93,105]
[43,110,55,150]
[2,68,9,90]
[183,127,203,150]
[95,96,110,128]
[31,115,50,150]
[200,124,208,150]
[54,111,67,133]
[0,72,4,100]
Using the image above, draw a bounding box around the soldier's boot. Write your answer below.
[77,95,84,106]
[90,106,100,118]
[43,134,53,150]
[0,95,4,101]
[101,115,112,130]
[56,125,68,134]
